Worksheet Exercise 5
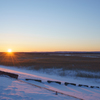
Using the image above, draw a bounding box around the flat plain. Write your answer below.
[0,52,100,72]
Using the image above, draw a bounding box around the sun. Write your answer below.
[8,49,12,53]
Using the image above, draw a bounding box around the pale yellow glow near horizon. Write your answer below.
[8,49,12,53]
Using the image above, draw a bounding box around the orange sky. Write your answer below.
[0,0,100,52]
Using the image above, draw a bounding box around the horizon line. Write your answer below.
[0,51,100,53]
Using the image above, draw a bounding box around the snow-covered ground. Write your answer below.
[0,76,77,100]
[0,65,100,100]
[50,53,100,58]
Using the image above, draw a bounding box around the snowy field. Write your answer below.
[0,65,100,100]
[0,76,77,100]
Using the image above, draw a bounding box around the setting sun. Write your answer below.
[8,49,12,53]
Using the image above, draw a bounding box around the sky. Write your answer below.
[0,0,100,52]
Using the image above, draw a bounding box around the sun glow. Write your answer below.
[8,49,12,53]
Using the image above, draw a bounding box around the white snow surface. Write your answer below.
[0,65,100,100]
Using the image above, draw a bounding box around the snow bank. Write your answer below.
[0,65,100,100]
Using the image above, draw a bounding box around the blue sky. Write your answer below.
[0,0,100,52]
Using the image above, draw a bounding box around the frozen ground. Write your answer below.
[0,76,77,100]
[0,65,100,100]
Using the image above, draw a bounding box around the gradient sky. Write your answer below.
[0,0,100,52]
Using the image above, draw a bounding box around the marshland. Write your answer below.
[0,52,100,78]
